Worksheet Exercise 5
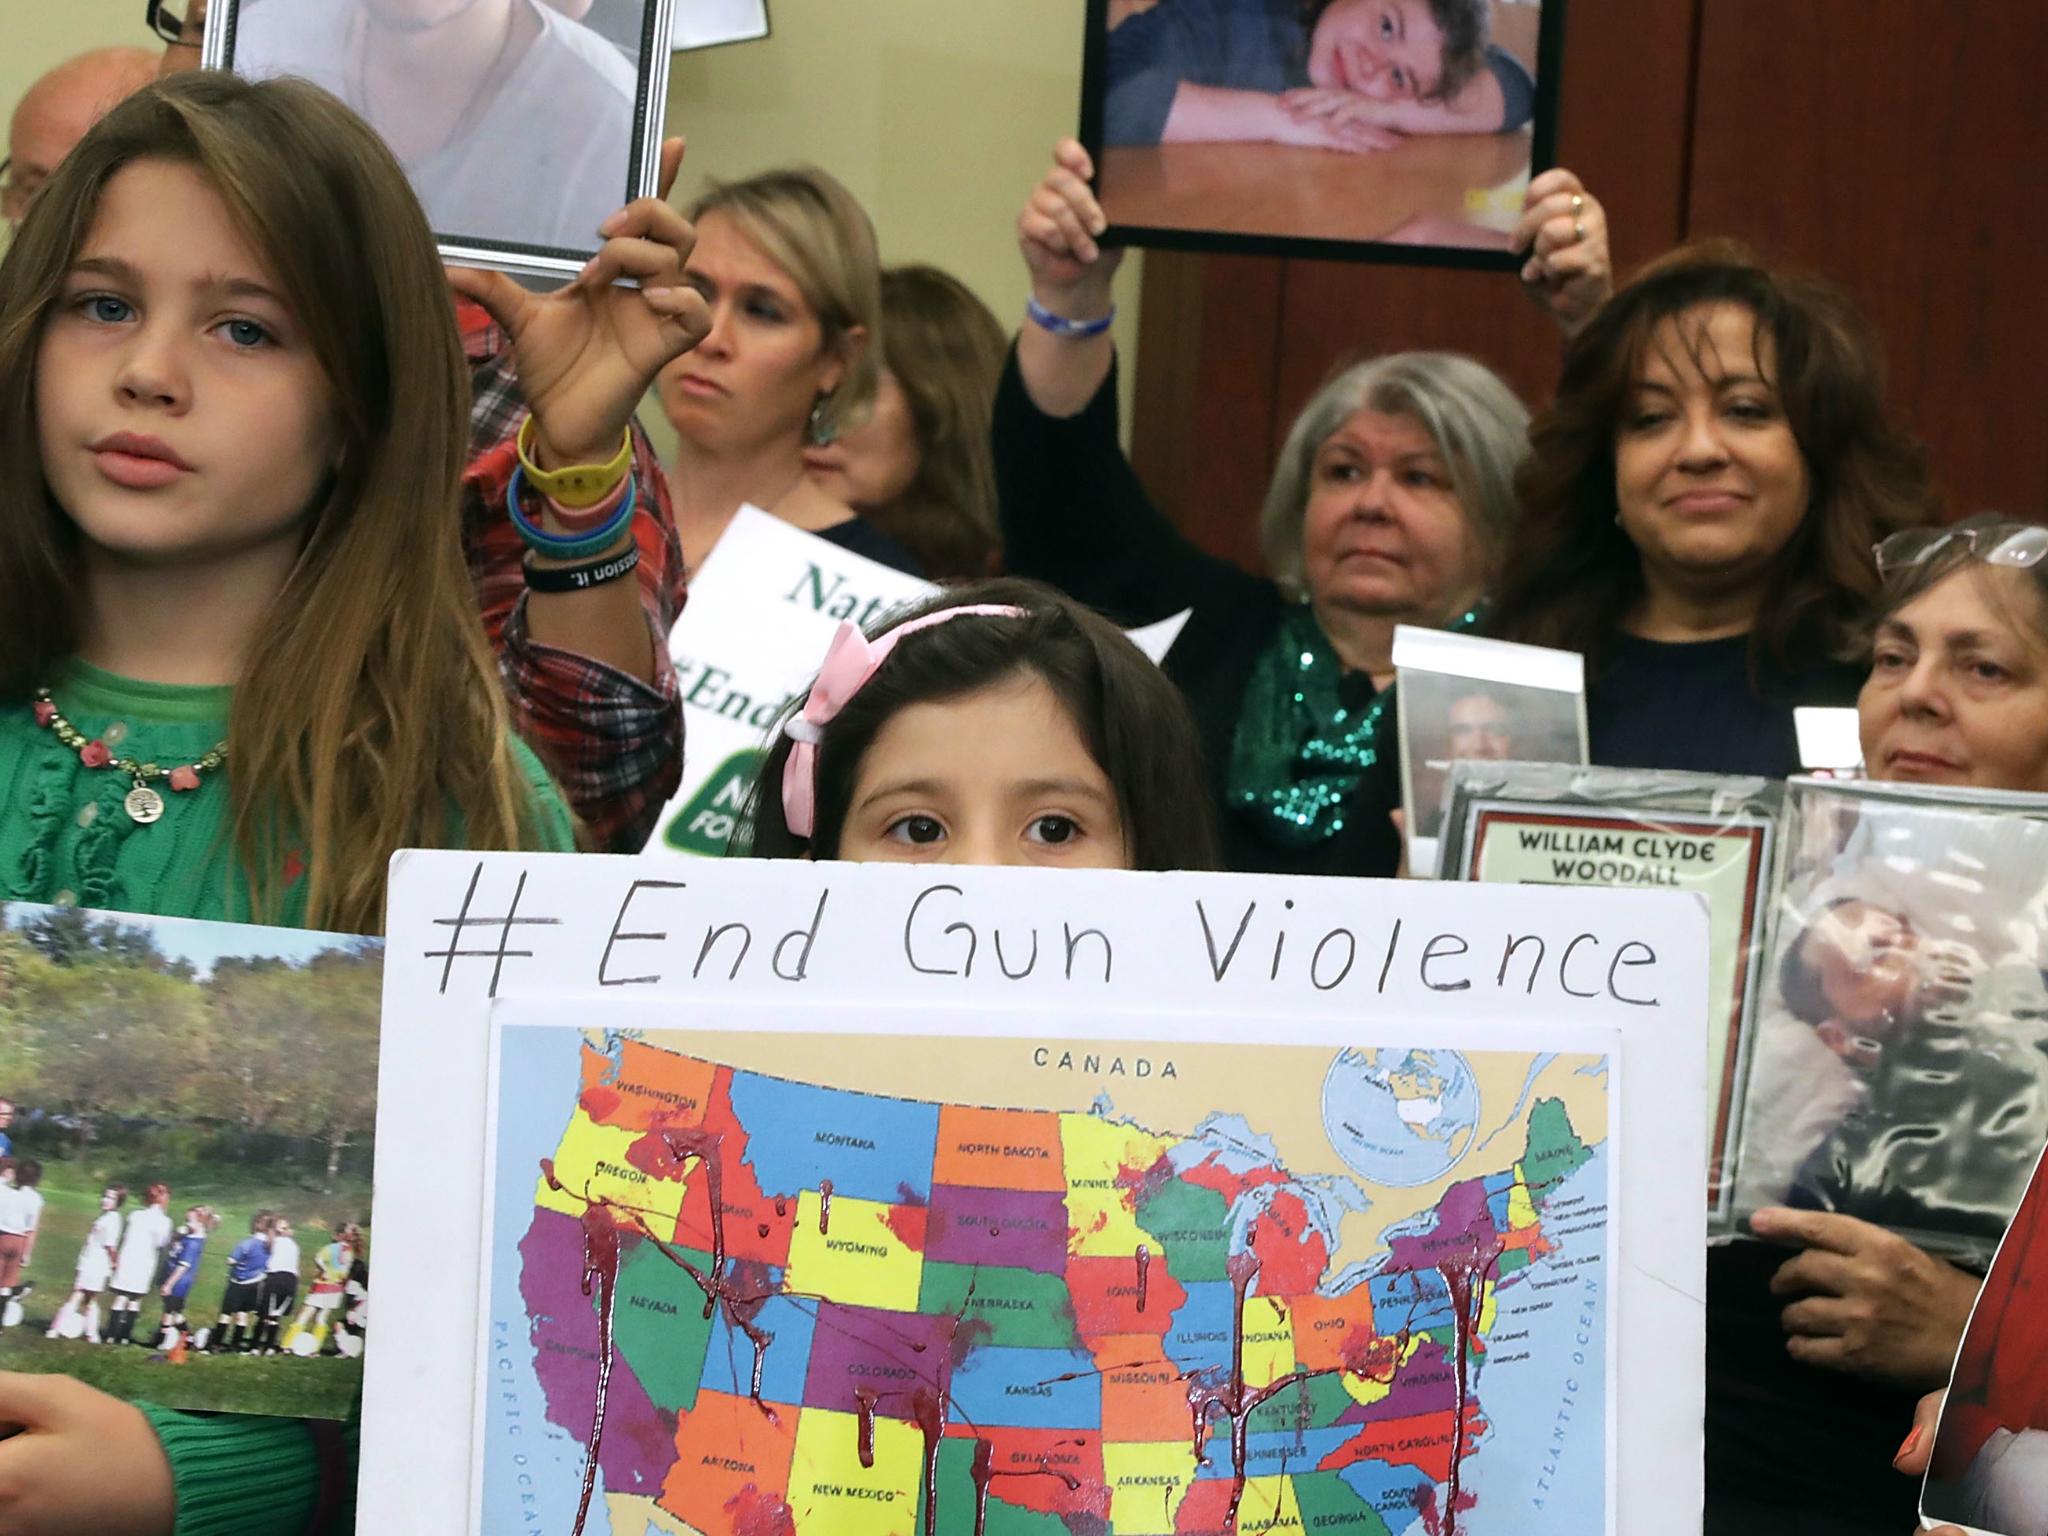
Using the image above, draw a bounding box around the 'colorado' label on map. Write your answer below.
[477,1023,1614,1536]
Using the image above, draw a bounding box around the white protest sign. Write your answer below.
[649,507,931,857]
[647,507,1193,858]
[365,852,1709,1534]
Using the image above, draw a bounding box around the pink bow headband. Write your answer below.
[781,604,1030,839]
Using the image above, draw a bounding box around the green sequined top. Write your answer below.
[0,660,575,922]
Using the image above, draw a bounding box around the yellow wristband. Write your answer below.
[515,415,633,509]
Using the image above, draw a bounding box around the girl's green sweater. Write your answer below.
[1,661,576,1534]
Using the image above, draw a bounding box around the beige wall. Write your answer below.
[2,0,1143,439]
[1,2,154,134]
[666,0,1143,402]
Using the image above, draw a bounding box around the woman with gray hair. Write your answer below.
[994,138,1611,875]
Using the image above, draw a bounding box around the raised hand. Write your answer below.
[1018,137,1123,316]
[448,137,712,467]
[1513,169,1612,338]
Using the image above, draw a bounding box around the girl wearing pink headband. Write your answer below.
[746,578,1219,870]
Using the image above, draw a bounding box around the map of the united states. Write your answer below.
[500,1036,1608,1536]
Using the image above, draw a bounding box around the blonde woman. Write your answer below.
[658,166,923,574]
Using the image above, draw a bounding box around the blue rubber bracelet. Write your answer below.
[1026,295,1116,339]
[507,463,637,560]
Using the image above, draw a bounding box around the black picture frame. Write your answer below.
[208,0,673,282]
[1079,0,1569,270]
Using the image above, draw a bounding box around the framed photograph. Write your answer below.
[671,0,769,50]
[1080,0,1567,266]
[210,0,675,282]
[1439,762,1780,1224]
[0,903,380,1420]
[1393,625,1586,876]
[1729,779,2048,1264]
[1923,1145,2048,1536]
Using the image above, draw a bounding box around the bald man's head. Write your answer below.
[6,46,159,225]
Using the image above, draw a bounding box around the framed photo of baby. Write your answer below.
[209,0,674,280]
[1082,0,1566,265]
[1727,781,2048,1261]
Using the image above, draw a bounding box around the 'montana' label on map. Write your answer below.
[478,1024,1614,1536]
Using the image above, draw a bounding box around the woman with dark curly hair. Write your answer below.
[1488,240,1941,780]
[1491,245,1946,1534]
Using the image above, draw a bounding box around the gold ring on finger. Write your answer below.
[1570,192,1584,216]
[1573,218,1586,243]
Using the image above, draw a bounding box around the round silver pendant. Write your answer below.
[125,785,166,825]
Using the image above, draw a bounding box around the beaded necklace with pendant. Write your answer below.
[31,688,227,826]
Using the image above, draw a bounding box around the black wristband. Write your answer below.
[522,543,639,594]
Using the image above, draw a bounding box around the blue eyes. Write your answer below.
[72,293,275,349]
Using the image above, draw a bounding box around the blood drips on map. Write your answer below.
[513,1041,1605,1535]
[724,1485,798,1536]
[853,1387,879,1468]
[537,1159,622,1536]
[911,1387,947,1536]
[1430,1251,1501,1536]
[968,1434,1089,1536]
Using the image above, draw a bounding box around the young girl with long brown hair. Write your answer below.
[0,71,593,935]
[0,67,659,1531]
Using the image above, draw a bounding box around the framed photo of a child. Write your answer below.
[209,0,674,281]
[1082,0,1566,265]
[1729,779,2048,1264]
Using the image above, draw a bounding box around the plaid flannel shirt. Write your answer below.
[460,300,686,853]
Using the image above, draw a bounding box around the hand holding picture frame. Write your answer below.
[1079,0,1567,265]
[1729,779,2048,1266]
[210,0,674,281]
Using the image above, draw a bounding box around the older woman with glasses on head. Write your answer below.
[1712,515,2048,1535]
